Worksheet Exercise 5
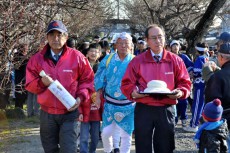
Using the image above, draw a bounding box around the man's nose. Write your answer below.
[54,35,60,40]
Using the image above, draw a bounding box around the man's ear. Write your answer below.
[64,35,68,42]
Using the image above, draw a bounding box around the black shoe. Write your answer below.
[114,148,120,153]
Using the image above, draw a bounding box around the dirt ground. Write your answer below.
[0,116,198,153]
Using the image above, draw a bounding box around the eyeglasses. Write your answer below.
[148,35,164,42]
[89,50,100,53]
[116,42,131,46]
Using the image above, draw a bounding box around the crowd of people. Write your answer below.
[3,19,230,153]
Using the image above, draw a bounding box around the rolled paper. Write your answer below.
[39,70,47,77]
[39,70,76,110]
[48,80,76,110]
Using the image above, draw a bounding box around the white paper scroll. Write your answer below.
[39,70,76,110]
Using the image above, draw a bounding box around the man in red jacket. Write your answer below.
[25,20,94,153]
[121,24,191,153]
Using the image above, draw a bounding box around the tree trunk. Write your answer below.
[0,73,11,109]
[185,0,227,55]
[0,93,9,109]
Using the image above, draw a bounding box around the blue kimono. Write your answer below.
[94,53,135,135]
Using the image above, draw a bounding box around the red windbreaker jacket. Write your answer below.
[25,44,94,114]
[121,49,191,106]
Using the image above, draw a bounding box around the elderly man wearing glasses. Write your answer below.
[121,24,191,153]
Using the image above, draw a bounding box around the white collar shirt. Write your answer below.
[150,49,163,61]
[51,49,62,61]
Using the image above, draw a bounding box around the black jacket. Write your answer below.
[199,119,229,153]
[205,61,230,108]
[205,61,230,126]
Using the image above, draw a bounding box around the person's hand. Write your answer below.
[41,75,53,86]
[167,89,183,99]
[131,89,148,99]
[95,92,101,109]
[209,61,217,71]
[68,97,81,111]
[91,92,97,103]
[78,114,83,122]
[203,61,217,72]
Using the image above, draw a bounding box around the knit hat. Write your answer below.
[202,99,223,122]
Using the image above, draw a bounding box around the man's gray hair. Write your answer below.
[219,52,230,60]
[63,32,68,37]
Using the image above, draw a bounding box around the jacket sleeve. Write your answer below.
[25,55,47,94]
[202,66,221,82]
[76,57,94,103]
[78,105,83,114]
[183,54,194,73]
[174,58,192,99]
[205,74,223,103]
[121,60,138,101]
[78,100,91,122]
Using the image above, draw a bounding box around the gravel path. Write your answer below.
[0,117,198,153]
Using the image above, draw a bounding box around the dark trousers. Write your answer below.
[15,98,25,109]
[15,90,27,109]
[134,103,175,153]
[176,99,188,122]
[40,109,78,153]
